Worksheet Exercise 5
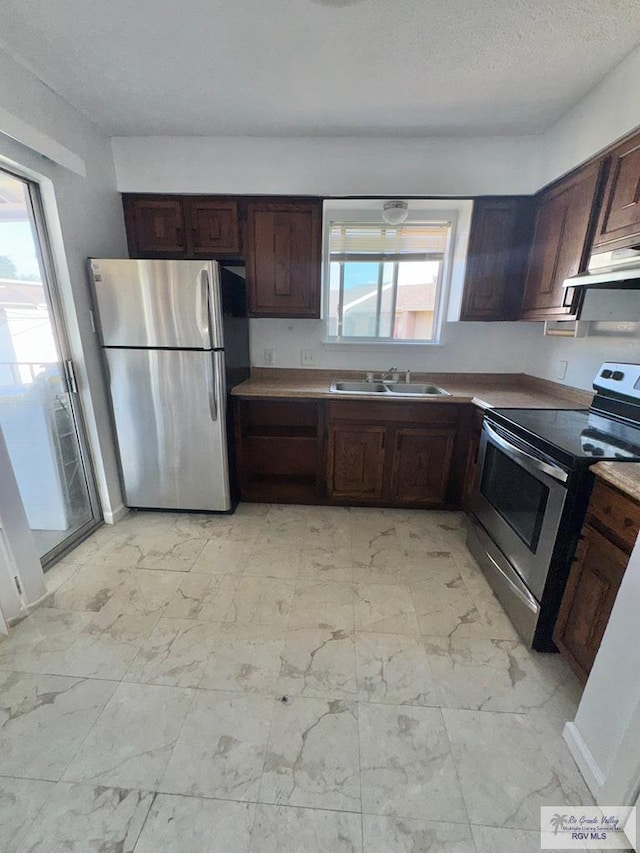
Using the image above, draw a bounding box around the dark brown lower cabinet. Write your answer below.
[554,524,627,682]
[326,401,463,508]
[553,478,640,682]
[234,399,322,503]
[235,397,469,509]
[327,425,385,500]
[390,428,455,505]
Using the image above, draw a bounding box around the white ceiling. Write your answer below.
[1,0,640,137]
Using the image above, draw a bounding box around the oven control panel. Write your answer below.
[593,362,640,400]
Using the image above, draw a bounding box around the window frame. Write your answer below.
[321,200,459,347]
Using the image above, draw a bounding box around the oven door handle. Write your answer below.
[484,422,569,484]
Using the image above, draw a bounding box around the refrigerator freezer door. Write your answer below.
[90,259,222,349]
[105,348,231,510]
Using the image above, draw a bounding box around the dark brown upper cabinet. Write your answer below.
[460,196,533,321]
[123,196,187,257]
[185,197,241,256]
[520,161,605,321]
[245,200,322,318]
[123,194,242,259]
[592,130,640,252]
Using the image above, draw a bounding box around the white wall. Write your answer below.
[540,45,640,188]
[111,46,640,199]
[110,46,640,380]
[251,318,541,374]
[0,47,127,522]
[112,134,542,197]
[527,323,640,391]
[564,534,640,804]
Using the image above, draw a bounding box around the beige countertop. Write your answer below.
[231,369,593,410]
[592,462,640,502]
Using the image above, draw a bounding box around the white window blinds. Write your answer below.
[329,221,450,259]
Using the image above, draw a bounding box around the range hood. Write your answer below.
[562,247,640,321]
[564,247,640,290]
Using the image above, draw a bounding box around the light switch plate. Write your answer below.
[301,350,317,366]
[557,359,568,380]
[264,348,276,366]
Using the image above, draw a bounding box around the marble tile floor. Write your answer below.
[0,503,593,852]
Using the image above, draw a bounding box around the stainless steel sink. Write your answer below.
[331,381,388,393]
[387,383,450,396]
[329,380,450,397]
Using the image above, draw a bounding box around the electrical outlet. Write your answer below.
[557,359,568,380]
[264,348,276,366]
[301,350,317,367]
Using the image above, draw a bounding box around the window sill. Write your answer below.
[322,339,443,348]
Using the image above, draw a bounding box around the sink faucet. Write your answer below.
[380,366,400,384]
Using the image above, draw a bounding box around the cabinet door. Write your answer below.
[186,197,241,256]
[520,162,603,320]
[389,427,455,506]
[245,201,321,318]
[327,424,385,500]
[593,132,640,251]
[123,196,187,256]
[460,197,533,321]
[553,523,628,682]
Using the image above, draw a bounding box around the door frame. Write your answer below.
[0,165,103,566]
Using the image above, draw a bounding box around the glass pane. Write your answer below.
[480,444,548,552]
[394,260,440,340]
[0,171,95,561]
[341,261,380,338]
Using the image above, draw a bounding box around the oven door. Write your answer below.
[470,420,569,602]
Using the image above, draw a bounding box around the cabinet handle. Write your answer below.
[380,433,385,449]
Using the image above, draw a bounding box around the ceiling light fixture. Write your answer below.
[382,200,409,225]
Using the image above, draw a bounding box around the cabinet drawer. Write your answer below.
[327,400,459,425]
[588,479,640,553]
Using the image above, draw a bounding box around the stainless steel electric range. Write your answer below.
[468,362,640,651]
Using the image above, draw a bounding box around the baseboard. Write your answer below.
[563,721,606,798]
[103,503,128,525]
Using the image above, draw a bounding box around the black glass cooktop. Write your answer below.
[486,408,640,467]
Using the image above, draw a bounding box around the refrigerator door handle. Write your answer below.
[206,263,225,349]
[205,351,218,422]
[198,268,211,349]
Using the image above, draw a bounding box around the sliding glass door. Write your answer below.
[0,168,101,566]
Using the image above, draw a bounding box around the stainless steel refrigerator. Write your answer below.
[89,258,249,512]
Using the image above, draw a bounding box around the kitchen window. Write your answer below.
[324,217,453,344]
